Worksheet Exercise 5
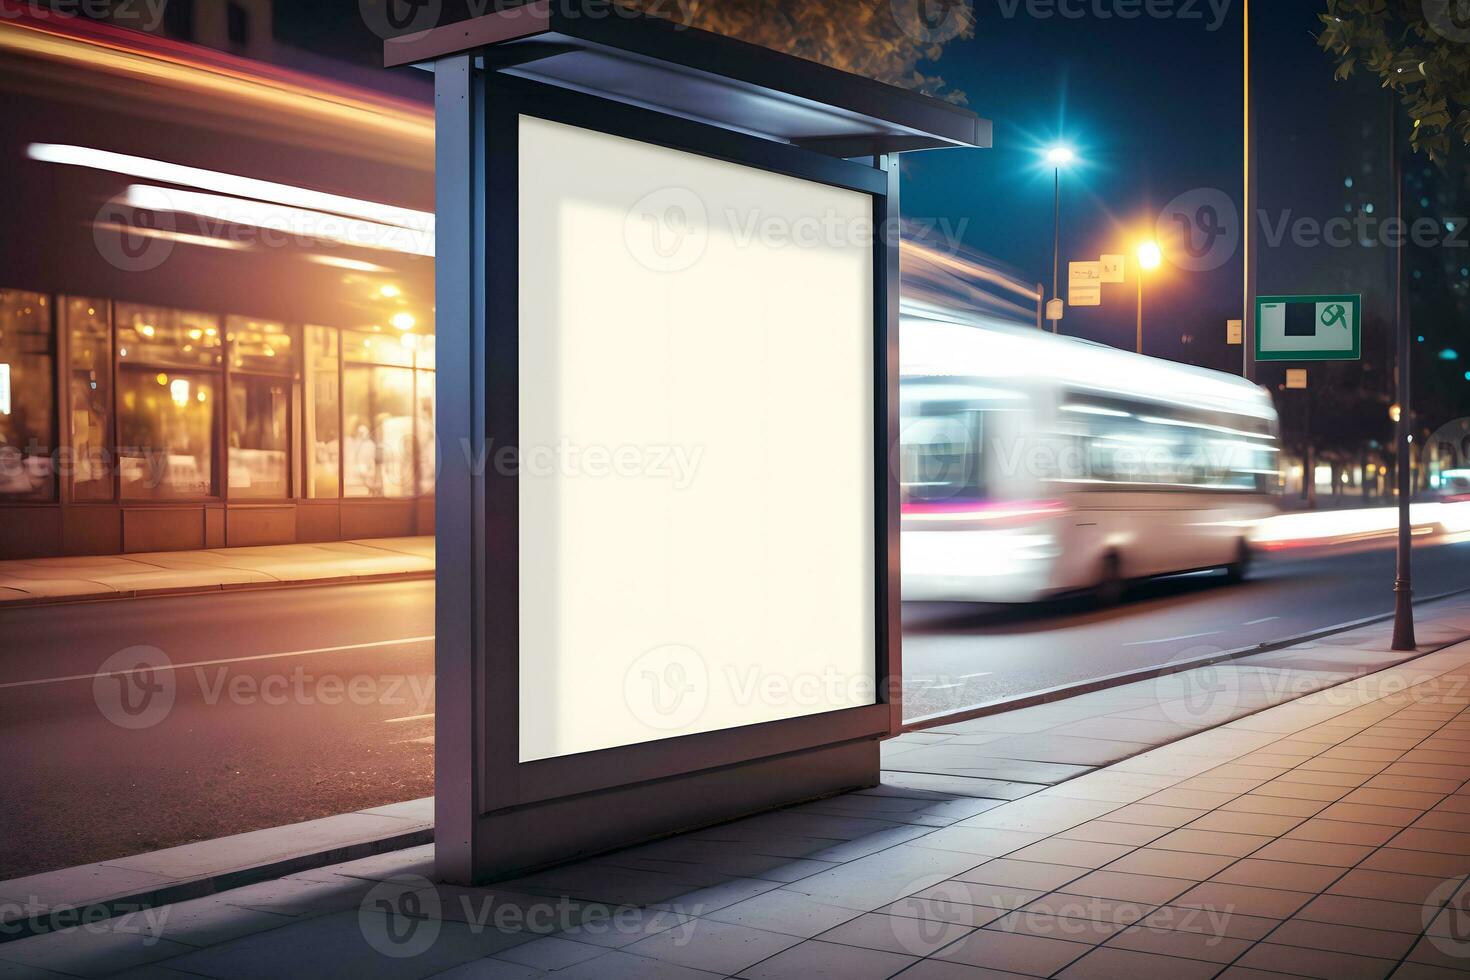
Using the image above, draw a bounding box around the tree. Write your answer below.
[623,0,974,101]
[1317,0,1470,161]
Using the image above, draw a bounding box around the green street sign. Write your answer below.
[1254,294,1361,362]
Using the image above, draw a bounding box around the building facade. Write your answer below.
[0,7,436,558]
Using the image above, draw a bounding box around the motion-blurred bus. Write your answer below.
[900,302,1281,604]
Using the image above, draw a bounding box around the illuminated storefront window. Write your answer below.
[0,286,436,513]
[67,298,112,501]
[227,316,291,499]
[305,326,340,498]
[0,289,55,500]
[343,328,433,499]
[117,303,220,498]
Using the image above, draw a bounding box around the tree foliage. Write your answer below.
[623,0,974,101]
[1318,0,1470,161]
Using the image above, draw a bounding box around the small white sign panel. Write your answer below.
[1069,261,1102,307]
[0,363,9,416]
[1227,319,1243,345]
[1286,369,1308,389]
[1100,254,1125,284]
[1046,298,1065,321]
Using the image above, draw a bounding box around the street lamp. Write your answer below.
[1135,240,1161,354]
[1046,145,1075,331]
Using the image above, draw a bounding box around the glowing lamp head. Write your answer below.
[1045,146,1076,167]
[1137,241,1163,270]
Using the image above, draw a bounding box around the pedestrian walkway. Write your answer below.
[0,537,434,605]
[7,615,1470,976]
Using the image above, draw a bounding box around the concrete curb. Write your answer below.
[0,569,435,609]
[0,804,434,944]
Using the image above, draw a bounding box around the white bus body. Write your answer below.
[900,305,1281,603]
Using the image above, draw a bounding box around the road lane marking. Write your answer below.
[1122,631,1222,647]
[958,672,991,679]
[1244,616,1280,626]
[0,635,435,691]
[383,712,435,724]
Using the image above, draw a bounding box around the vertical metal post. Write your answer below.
[1390,94,1417,651]
[1051,167,1061,333]
[1136,261,1144,355]
[434,53,486,883]
[1036,283,1045,331]
[1242,0,1256,381]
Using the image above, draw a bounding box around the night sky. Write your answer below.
[276,0,1464,423]
[903,0,1386,372]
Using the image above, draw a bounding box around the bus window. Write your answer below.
[900,412,984,504]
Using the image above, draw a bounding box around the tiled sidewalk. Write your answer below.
[0,536,433,604]
[9,642,1470,976]
[883,593,1470,795]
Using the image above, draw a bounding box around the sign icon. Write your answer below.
[1286,369,1308,390]
[1255,294,1361,361]
[1068,261,1102,307]
[1099,254,1125,284]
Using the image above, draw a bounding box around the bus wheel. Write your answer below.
[1225,540,1252,584]
[1094,552,1125,606]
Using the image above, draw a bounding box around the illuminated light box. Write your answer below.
[517,115,877,762]
[400,0,986,884]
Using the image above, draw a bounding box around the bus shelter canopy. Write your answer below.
[385,0,989,157]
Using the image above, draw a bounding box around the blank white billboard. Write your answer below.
[517,115,877,763]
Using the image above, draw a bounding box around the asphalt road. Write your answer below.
[901,538,1470,720]
[3,539,1469,880]
[0,582,435,881]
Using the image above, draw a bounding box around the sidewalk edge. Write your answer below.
[0,569,434,609]
[0,820,433,944]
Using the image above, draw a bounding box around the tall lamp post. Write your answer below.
[1046,146,1075,332]
[1389,96,1416,651]
[1135,240,1162,354]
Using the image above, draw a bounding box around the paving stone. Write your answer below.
[1055,945,1226,980]
[1234,941,1398,980]
[1210,858,1345,894]
[625,918,800,975]
[956,859,1090,892]
[735,938,916,980]
[1264,918,1416,960]
[932,929,1092,976]
[1104,923,1250,963]
[814,911,972,956]
[704,888,863,938]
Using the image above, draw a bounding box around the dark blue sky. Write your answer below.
[900,0,1371,372]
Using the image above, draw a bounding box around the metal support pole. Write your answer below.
[1136,259,1144,355]
[1051,167,1061,333]
[1242,0,1256,381]
[1390,94,1417,651]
